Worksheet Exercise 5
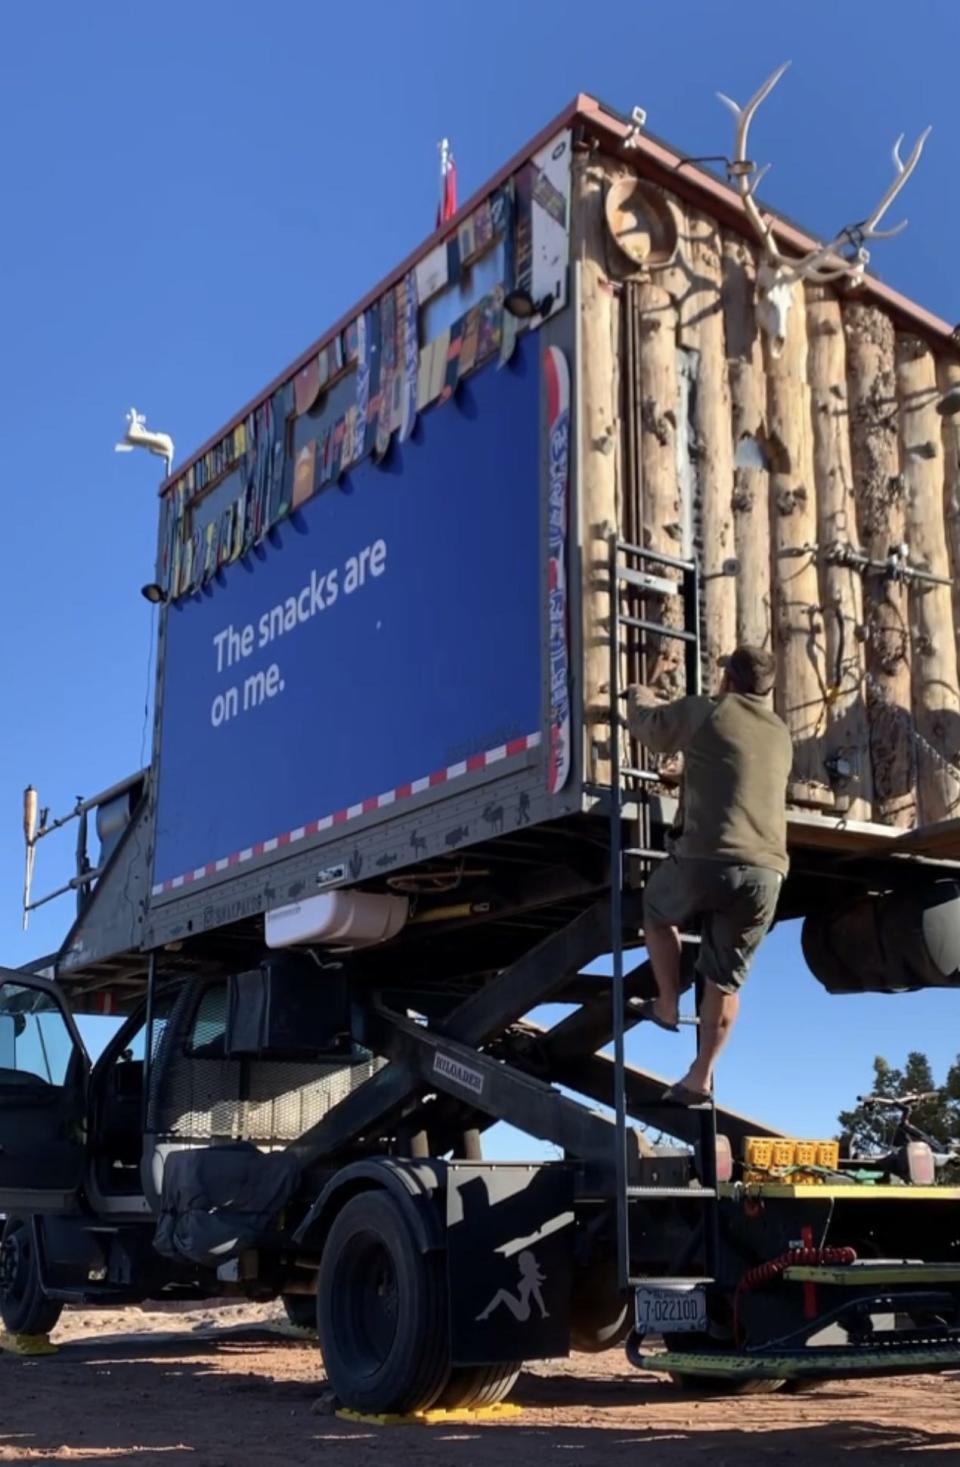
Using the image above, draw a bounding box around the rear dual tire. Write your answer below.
[316,1190,518,1417]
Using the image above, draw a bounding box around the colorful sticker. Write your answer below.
[476,285,504,364]
[457,212,477,267]
[376,287,397,456]
[458,306,481,380]
[292,439,317,509]
[352,311,370,464]
[400,268,419,443]
[530,131,571,313]
[545,345,571,796]
[390,281,405,434]
[472,198,494,256]
[294,355,322,416]
[514,165,534,299]
[440,315,464,403]
[415,242,449,303]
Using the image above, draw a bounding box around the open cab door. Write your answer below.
[0,968,89,1212]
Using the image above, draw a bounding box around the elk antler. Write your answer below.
[783,127,932,285]
[716,61,792,265]
[716,63,931,354]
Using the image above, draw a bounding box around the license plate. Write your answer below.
[635,1284,707,1334]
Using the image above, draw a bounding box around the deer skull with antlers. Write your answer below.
[718,62,931,356]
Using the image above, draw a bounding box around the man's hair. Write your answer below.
[723,645,777,697]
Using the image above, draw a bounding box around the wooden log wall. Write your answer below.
[579,161,960,832]
[806,289,873,820]
[572,148,621,788]
[896,336,960,822]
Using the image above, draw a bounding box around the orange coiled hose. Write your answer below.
[734,1246,857,1343]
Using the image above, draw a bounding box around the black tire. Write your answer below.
[435,1362,521,1410]
[282,1292,317,1332]
[570,1260,630,1353]
[0,1217,63,1337]
[668,1372,785,1395]
[316,1190,449,1416]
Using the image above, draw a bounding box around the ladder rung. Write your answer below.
[616,566,680,596]
[616,539,696,574]
[617,614,699,643]
[627,1187,717,1199]
[625,999,701,1027]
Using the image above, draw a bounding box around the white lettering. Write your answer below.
[211,686,239,727]
[209,545,383,731]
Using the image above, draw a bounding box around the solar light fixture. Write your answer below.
[503,288,554,320]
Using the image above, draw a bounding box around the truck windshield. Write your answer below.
[0,985,76,1086]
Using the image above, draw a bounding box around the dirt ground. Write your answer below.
[0,1303,958,1465]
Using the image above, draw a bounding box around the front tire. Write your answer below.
[316,1190,449,1416]
[0,1218,63,1337]
[282,1292,317,1332]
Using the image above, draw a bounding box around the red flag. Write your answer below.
[437,139,457,227]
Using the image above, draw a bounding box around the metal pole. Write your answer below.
[609,534,629,1291]
[142,951,157,1133]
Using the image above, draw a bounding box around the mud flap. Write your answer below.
[445,1162,574,1365]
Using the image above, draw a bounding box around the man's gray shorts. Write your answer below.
[643,856,782,994]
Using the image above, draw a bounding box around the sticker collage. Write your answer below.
[157,131,573,603]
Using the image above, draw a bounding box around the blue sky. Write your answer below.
[2,2,959,1150]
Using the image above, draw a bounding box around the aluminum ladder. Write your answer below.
[606,533,721,1295]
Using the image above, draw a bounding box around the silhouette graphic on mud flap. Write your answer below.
[475,1250,549,1323]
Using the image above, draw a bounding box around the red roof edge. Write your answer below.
[577,94,955,344]
[159,95,589,494]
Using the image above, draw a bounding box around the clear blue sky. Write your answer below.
[2,1,958,1149]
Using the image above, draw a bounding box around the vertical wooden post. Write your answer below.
[936,357,960,665]
[685,209,736,683]
[896,335,960,823]
[806,288,873,819]
[765,280,829,800]
[843,302,915,826]
[634,278,684,695]
[721,234,772,651]
[572,150,620,785]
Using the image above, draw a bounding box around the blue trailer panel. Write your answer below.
[152,338,544,894]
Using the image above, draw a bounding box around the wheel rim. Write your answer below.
[0,1224,30,1306]
[330,1229,400,1379]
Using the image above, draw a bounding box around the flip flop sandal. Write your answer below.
[661,1082,712,1106]
[632,999,680,1034]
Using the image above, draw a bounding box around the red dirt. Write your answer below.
[0,1304,958,1464]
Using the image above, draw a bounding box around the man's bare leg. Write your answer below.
[644,918,682,1027]
[677,982,739,1094]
